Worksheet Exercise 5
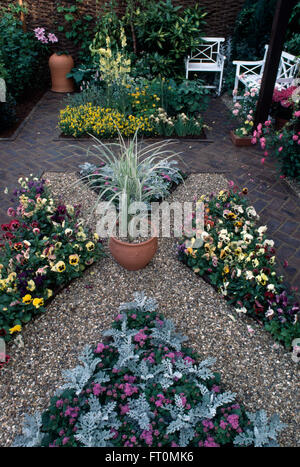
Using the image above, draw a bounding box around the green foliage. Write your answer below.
[56,0,95,61]
[0,93,17,131]
[255,116,300,181]
[0,4,47,99]
[132,0,206,76]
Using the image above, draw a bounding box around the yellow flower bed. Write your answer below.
[59,104,155,138]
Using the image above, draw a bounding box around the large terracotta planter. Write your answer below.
[230,130,253,147]
[109,228,158,271]
[48,53,75,93]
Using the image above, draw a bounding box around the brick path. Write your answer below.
[0,91,299,290]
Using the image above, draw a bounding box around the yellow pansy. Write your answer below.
[86,241,95,252]
[22,294,32,304]
[69,254,80,265]
[9,325,22,334]
[26,280,36,292]
[32,298,44,309]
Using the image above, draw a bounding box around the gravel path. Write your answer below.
[0,172,298,447]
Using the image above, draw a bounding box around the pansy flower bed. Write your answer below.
[177,185,300,349]
[0,176,104,344]
[14,293,285,447]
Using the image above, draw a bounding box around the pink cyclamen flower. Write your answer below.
[292,135,298,141]
[48,33,58,43]
[278,147,283,152]
[294,110,300,118]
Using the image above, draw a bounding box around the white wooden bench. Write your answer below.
[185,37,226,96]
[232,45,300,100]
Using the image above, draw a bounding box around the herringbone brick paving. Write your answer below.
[0,91,299,291]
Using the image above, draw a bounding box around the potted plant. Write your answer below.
[230,88,259,146]
[76,129,183,270]
[34,27,74,93]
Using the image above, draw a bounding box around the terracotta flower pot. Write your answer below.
[48,53,75,93]
[109,227,158,271]
[230,130,253,147]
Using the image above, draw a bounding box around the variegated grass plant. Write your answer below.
[73,129,185,240]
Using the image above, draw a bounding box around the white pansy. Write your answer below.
[257,225,267,235]
[245,270,254,280]
[263,239,274,248]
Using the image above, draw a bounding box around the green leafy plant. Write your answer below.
[56,0,95,60]
[0,92,17,130]
[13,292,286,447]
[0,3,48,99]
[76,131,183,234]
[253,112,300,180]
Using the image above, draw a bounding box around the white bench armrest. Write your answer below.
[232,59,264,66]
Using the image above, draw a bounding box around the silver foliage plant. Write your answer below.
[13,292,286,447]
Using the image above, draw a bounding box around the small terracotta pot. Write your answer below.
[109,226,158,271]
[230,130,253,147]
[48,53,75,93]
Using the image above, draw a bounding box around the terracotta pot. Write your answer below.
[109,226,158,271]
[230,130,253,147]
[48,53,75,93]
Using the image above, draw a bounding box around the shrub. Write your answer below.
[0,5,47,99]
[252,114,300,180]
[0,93,17,131]
[13,293,286,447]
[177,184,300,349]
[132,0,207,77]
[0,176,104,342]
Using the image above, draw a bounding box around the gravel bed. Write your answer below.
[0,172,298,447]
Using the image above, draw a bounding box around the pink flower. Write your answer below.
[278,147,283,152]
[261,158,266,164]
[292,135,298,141]
[48,33,58,43]
[7,207,16,217]
[294,110,300,118]
[95,342,105,353]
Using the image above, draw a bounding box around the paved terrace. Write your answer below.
[0,91,299,291]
